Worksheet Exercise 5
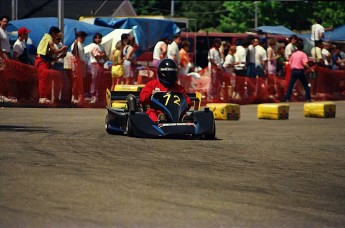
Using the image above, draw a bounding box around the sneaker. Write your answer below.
[158,113,167,123]
[39,98,51,104]
[90,96,98,104]
[307,99,314,102]
[0,95,11,102]
[9,97,17,103]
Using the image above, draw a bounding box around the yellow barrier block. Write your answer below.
[304,101,336,118]
[257,103,289,120]
[206,103,240,120]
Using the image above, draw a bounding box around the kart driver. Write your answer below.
[139,59,192,123]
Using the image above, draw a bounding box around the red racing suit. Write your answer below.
[139,79,192,122]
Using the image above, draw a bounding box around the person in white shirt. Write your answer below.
[13,27,31,64]
[152,33,170,68]
[167,34,181,66]
[311,18,325,42]
[88,33,106,103]
[234,41,247,76]
[0,16,10,59]
[285,35,298,61]
[255,37,268,77]
[208,38,223,101]
[223,45,239,74]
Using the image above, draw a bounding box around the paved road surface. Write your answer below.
[0,101,344,227]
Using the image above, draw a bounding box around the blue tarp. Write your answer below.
[298,25,345,42]
[7,17,114,51]
[256,26,295,37]
[93,17,180,56]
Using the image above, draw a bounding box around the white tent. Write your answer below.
[84,29,133,57]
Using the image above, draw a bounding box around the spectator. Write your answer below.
[311,18,332,43]
[246,37,258,78]
[234,40,247,76]
[332,45,345,70]
[35,26,68,104]
[0,16,10,59]
[88,32,106,103]
[276,43,287,77]
[51,32,69,103]
[219,40,230,63]
[0,16,16,103]
[167,33,181,66]
[330,45,344,70]
[123,37,138,85]
[71,30,87,104]
[208,38,223,101]
[179,40,192,75]
[139,59,191,123]
[152,33,170,68]
[223,45,238,74]
[321,42,332,69]
[285,41,313,102]
[284,35,298,61]
[340,45,345,60]
[255,37,268,78]
[310,40,324,66]
[110,40,124,90]
[13,27,31,64]
[267,38,279,77]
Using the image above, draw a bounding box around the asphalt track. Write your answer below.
[0,101,345,227]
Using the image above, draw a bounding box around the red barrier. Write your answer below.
[1,59,345,106]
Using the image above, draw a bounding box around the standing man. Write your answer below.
[285,41,313,102]
[35,26,68,104]
[208,38,223,101]
[0,16,10,59]
[285,35,298,61]
[167,33,181,66]
[152,33,170,68]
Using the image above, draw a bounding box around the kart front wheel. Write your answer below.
[203,121,216,140]
[105,115,123,135]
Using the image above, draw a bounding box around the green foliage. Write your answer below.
[130,0,345,33]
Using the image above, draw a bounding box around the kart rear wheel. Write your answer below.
[203,121,216,140]
[126,117,134,137]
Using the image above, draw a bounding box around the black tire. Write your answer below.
[203,121,216,140]
[126,117,134,137]
[105,114,123,135]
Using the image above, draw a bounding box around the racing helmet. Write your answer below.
[158,59,178,87]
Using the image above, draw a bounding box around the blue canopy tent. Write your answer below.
[91,17,181,57]
[256,25,296,37]
[7,17,114,52]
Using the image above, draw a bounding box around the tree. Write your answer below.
[130,1,345,33]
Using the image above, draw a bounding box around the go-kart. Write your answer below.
[105,87,216,139]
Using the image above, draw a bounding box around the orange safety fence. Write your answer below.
[1,58,345,107]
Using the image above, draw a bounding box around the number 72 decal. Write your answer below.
[163,94,180,106]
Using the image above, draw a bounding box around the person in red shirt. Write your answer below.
[284,40,314,102]
[139,59,192,123]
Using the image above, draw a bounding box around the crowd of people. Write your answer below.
[1,15,345,105]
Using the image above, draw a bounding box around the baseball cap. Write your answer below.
[18,27,31,35]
